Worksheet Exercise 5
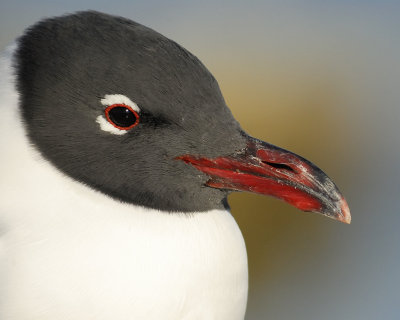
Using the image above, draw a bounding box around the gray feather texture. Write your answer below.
[15,11,247,212]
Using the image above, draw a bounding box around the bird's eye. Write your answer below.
[105,104,139,130]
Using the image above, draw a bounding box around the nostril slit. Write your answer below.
[262,161,295,172]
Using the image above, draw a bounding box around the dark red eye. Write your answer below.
[105,104,139,130]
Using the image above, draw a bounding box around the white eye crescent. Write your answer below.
[100,94,140,112]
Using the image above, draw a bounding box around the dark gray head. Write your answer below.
[15,11,351,222]
[16,11,245,212]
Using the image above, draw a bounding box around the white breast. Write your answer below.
[0,46,248,319]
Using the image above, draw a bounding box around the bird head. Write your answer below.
[16,11,350,223]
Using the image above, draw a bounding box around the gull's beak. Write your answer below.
[177,135,351,224]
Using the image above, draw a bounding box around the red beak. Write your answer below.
[177,137,351,224]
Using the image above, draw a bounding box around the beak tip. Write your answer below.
[337,197,351,224]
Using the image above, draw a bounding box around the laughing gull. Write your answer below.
[0,11,350,320]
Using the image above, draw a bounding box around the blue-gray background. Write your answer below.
[1,1,399,319]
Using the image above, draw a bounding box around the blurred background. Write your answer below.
[1,1,399,319]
